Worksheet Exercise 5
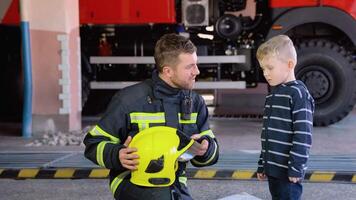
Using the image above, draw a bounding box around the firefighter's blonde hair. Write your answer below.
[154,33,197,72]
[256,35,297,65]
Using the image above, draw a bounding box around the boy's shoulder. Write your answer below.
[280,80,313,100]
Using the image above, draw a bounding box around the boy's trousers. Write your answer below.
[268,176,303,200]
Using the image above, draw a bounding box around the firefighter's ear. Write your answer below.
[162,65,173,78]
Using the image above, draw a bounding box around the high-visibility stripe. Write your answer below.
[232,171,254,179]
[200,129,215,138]
[191,141,218,165]
[96,141,106,167]
[130,112,165,123]
[89,169,110,178]
[96,141,115,167]
[54,168,75,178]
[178,113,198,124]
[137,123,149,132]
[130,112,200,125]
[179,176,187,186]
[18,169,39,178]
[110,171,130,195]
[130,112,200,132]
[89,125,120,143]
[130,112,165,131]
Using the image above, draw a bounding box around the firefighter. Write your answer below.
[83,33,219,200]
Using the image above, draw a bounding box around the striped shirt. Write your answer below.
[257,80,315,179]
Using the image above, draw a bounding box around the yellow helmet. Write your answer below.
[128,126,194,187]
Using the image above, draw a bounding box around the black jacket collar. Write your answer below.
[151,70,190,100]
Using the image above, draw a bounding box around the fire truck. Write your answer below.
[1,0,355,126]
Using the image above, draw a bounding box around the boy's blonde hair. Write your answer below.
[256,35,297,64]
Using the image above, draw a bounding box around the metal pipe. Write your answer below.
[20,0,32,138]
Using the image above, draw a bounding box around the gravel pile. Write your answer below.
[26,126,92,147]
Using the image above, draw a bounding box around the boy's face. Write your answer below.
[259,56,294,86]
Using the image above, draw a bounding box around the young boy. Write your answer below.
[256,35,315,200]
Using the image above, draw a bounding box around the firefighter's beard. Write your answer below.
[170,76,195,90]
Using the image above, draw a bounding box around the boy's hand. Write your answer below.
[289,177,300,183]
[257,173,266,181]
[118,136,139,171]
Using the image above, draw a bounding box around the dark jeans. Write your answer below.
[268,176,303,200]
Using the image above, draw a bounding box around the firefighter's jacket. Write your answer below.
[83,71,219,198]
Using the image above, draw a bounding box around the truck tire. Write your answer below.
[295,40,356,126]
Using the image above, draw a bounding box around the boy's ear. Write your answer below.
[287,60,295,69]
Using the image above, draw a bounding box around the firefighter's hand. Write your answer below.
[190,134,209,156]
[289,177,300,183]
[257,173,266,181]
[118,136,139,170]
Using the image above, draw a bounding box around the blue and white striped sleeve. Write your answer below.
[289,88,314,178]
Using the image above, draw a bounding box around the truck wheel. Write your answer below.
[295,40,356,126]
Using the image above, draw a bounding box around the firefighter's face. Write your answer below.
[168,52,200,90]
[259,56,294,86]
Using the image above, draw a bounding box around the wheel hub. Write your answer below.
[300,70,329,99]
